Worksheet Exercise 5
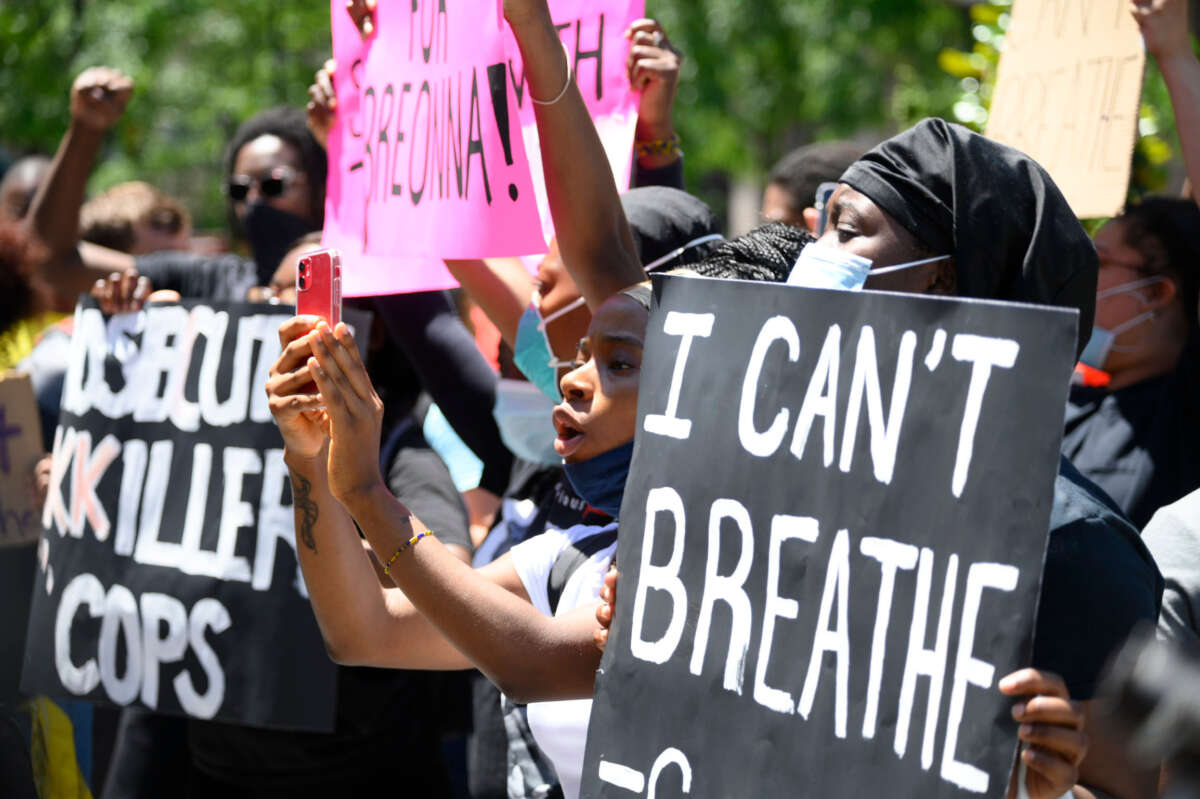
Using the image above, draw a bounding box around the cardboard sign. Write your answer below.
[21,299,338,731]
[986,0,1145,218]
[0,372,45,548]
[581,276,1078,798]
[324,0,642,295]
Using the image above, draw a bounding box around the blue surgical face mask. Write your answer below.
[787,243,951,292]
[1078,276,1165,369]
[562,440,634,518]
[492,378,561,466]
[513,291,587,401]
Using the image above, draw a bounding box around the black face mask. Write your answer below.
[241,203,317,285]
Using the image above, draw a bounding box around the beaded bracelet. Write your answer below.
[382,530,434,575]
[634,135,682,160]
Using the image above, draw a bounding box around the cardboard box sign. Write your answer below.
[0,371,45,549]
[581,275,1078,799]
[986,0,1145,219]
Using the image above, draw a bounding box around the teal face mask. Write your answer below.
[512,292,586,401]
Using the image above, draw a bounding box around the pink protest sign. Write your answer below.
[325,0,645,294]
[323,4,457,295]
[506,0,644,244]
[324,0,548,294]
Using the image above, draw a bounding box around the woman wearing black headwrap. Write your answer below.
[811,118,1159,799]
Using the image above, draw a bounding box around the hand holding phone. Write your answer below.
[296,248,342,327]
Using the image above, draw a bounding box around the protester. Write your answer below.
[1134,0,1200,201]
[26,64,515,500]
[594,119,1161,798]
[762,140,866,232]
[1142,489,1200,648]
[80,181,192,255]
[446,186,718,799]
[177,237,475,799]
[0,155,50,223]
[1063,197,1200,528]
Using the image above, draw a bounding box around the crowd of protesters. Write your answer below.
[1,0,1199,797]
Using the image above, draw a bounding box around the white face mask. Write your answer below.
[492,378,561,466]
[1078,276,1166,370]
[787,243,951,292]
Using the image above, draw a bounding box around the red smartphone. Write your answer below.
[296,248,342,327]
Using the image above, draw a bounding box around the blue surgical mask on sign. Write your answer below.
[787,243,951,292]
[562,440,634,518]
[512,291,587,401]
[492,378,561,466]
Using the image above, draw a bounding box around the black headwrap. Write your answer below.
[840,118,1097,355]
[621,187,721,268]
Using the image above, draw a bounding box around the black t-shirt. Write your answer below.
[0,544,36,705]
[1033,456,1163,699]
[1063,369,1200,529]
[135,251,261,303]
[187,420,471,791]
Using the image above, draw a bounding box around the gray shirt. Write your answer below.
[1142,490,1200,646]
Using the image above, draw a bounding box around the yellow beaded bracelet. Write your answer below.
[382,530,433,575]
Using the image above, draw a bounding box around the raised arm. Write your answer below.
[443,257,534,347]
[1135,0,1200,200]
[23,68,136,304]
[268,317,602,701]
[505,0,644,308]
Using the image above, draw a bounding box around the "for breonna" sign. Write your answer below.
[22,298,338,731]
[581,275,1078,798]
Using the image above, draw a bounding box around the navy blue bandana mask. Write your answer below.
[562,440,634,518]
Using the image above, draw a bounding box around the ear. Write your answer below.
[802,207,822,235]
[1145,276,1178,311]
[927,257,958,296]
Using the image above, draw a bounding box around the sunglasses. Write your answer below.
[226,167,302,202]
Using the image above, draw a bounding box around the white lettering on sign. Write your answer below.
[625,495,1023,793]
[54,573,231,718]
[732,320,1010,496]
[644,312,715,441]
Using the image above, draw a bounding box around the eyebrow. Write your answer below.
[599,333,643,348]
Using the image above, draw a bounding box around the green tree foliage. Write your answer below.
[0,1,330,230]
[937,0,1186,210]
[647,0,969,184]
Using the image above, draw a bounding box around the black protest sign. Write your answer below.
[22,299,337,731]
[581,275,1078,798]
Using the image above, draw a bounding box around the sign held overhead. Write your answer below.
[986,0,1145,218]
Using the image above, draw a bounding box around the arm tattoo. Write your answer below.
[291,471,320,554]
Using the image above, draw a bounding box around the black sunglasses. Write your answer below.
[226,167,299,202]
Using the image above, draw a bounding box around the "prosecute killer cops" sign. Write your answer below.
[22,298,338,731]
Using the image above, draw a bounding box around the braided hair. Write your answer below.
[680,222,815,282]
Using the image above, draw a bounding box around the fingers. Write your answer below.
[272,329,319,377]
[277,315,322,350]
[1012,695,1084,729]
[999,668,1069,700]
[624,18,665,38]
[346,0,376,38]
[1022,745,1080,794]
[309,323,379,416]
[1018,723,1088,766]
[594,626,608,653]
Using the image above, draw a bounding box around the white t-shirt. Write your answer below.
[508,521,619,799]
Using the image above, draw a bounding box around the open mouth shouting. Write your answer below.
[552,405,587,459]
